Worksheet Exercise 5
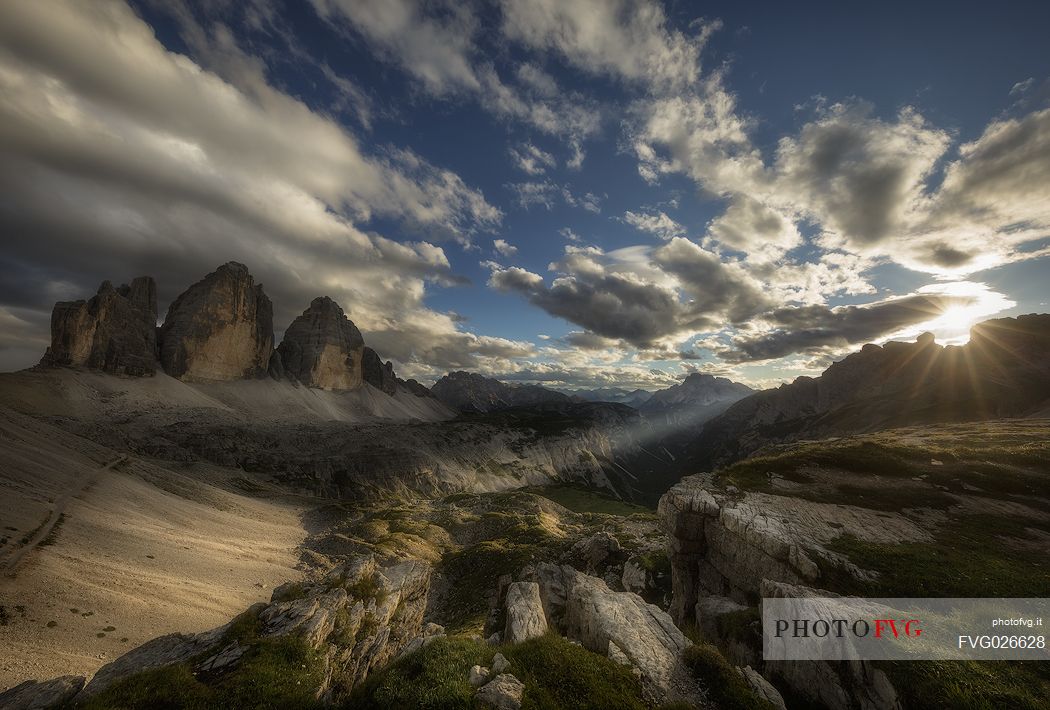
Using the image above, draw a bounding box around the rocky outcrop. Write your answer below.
[276,297,364,390]
[523,563,703,706]
[476,673,525,709]
[0,675,85,710]
[695,316,1050,468]
[78,554,429,703]
[40,277,157,376]
[657,473,934,623]
[503,582,548,644]
[431,371,570,413]
[361,347,397,395]
[569,531,622,574]
[158,262,273,381]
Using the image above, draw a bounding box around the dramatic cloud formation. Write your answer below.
[0,0,509,374]
[720,293,975,362]
[0,0,1044,389]
[487,239,769,350]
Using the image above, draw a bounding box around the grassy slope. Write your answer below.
[529,485,655,516]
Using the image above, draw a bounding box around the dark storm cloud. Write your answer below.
[651,237,772,322]
[488,237,770,349]
[719,292,976,362]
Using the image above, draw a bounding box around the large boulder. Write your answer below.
[277,297,364,390]
[362,346,397,395]
[41,277,157,376]
[526,564,702,706]
[503,581,548,644]
[158,262,273,380]
[476,673,525,710]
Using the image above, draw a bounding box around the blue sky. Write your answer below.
[1,0,1048,389]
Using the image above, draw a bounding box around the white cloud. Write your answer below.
[493,238,518,256]
[559,227,582,243]
[311,0,601,151]
[499,0,716,91]
[486,240,770,349]
[506,182,602,213]
[623,210,685,240]
[1010,77,1035,96]
[509,142,556,175]
[310,0,480,94]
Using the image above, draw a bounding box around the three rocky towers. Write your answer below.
[41,261,431,398]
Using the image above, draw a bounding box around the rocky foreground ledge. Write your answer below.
[2,548,787,709]
[659,474,901,709]
[659,420,1050,709]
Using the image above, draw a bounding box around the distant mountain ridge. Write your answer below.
[640,373,753,418]
[566,387,653,408]
[694,314,1050,468]
[430,371,571,413]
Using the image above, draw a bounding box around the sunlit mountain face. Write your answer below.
[1,0,1048,390]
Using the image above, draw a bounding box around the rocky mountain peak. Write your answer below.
[41,275,158,376]
[158,262,274,381]
[642,372,752,413]
[277,296,365,390]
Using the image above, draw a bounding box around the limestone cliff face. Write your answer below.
[659,474,905,710]
[41,277,158,376]
[158,262,273,381]
[362,347,397,395]
[277,297,364,390]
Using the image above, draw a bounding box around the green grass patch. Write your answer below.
[530,485,652,516]
[348,634,647,710]
[880,659,1050,710]
[347,636,486,709]
[713,424,1050,517]
[438,537,564,632]
[346,574,387,604]
[79,635,325,710]
[500,633,646,710]
[822,514,1050,598]
[682,643,776,710]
